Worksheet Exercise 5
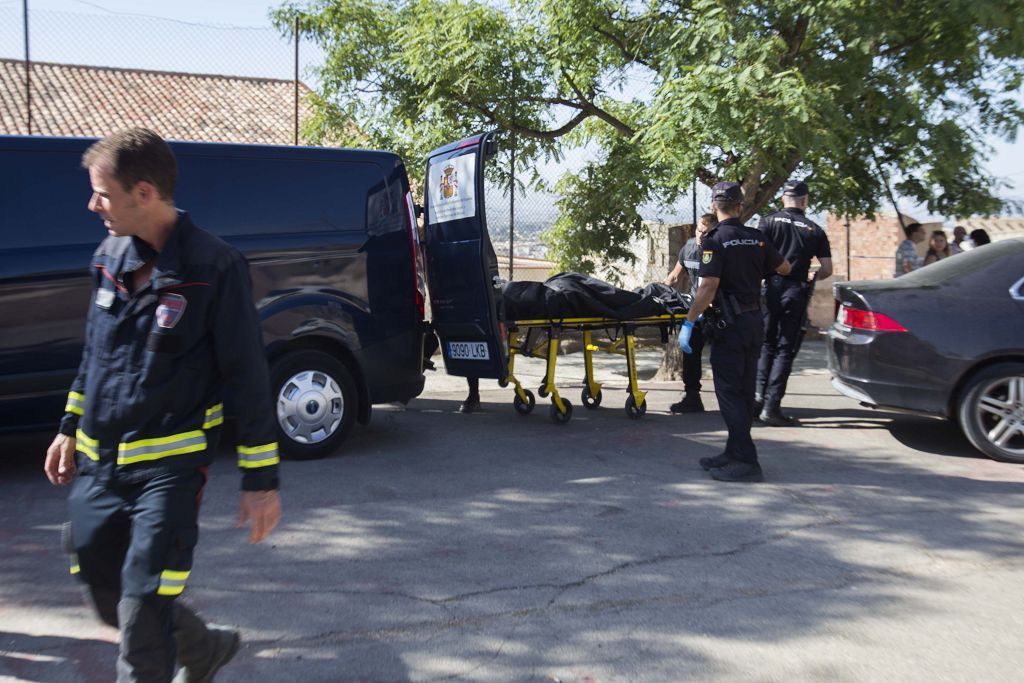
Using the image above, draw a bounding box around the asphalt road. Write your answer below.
[2,341,1023,682]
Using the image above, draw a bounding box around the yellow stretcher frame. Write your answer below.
[502,314,685,425]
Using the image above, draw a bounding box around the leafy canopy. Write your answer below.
[275,0,1024,271]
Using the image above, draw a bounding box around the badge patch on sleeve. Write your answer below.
[156,293,187,329]
[702,250,714,264]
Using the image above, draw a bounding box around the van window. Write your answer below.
[0,150,98,250]
[174,155,383,236]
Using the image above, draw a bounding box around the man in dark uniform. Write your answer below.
[679,182,790,482]
[754,180,832,426]
[43,129,282,682]
[664,212,716,413]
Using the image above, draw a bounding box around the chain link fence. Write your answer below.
[2,4,709,281]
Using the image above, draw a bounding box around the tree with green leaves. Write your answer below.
[274,0,1024,273]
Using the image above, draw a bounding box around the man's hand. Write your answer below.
[44,433,76,485]
[237,490,281,544]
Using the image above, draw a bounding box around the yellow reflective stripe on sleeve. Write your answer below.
[203,403,224,430]
[237,442,280,469]
[65,391,85,416]
[75,429,99,461]
[117,430,207,465]
[157,569,190,596]
[69,552,80,575]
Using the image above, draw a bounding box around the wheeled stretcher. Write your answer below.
[502,314,686,424]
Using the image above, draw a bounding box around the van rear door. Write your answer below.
[422,132,507,379]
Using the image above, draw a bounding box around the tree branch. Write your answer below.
[780,14,809,66]
[563,71,637,138]
[741,148,803,220]
[593,24,652,68]
[464,98,591,140]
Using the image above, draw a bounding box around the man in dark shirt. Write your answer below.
[664,213,716,413]
[679,182,790,482]
[755,180,832,426]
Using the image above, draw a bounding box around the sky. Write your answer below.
[2,0,1022,223]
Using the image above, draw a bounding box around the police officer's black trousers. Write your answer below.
[710,311,763,465]
[68,466,213,682]
[757,278,808,408]
[682,322,706,394]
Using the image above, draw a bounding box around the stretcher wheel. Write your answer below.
[581,386,602,409]
[513,389,536,415]
[498,378,509,388]
[550,399,573,425]
[625,395,646,419]
[538,383,549,398]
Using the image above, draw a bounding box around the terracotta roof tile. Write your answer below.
[1,59,312,144]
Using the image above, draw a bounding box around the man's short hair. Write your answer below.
[712,199,742,215]
[698,213,716,229]
[82,128,177,200]
[902,222,922,239]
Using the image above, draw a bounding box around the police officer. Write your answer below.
[679,182,790,482]
[43,129,282,682]
[664,212,716,413]
[754,180,832,426]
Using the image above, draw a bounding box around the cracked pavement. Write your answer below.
[2,341,1024,682]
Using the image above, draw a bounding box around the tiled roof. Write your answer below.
[1,58,311,145]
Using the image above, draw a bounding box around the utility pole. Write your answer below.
[293,16,300,146]
[509,67,517,281]
[23,0,32,135]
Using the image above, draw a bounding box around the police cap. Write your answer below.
[782,179,809,197]
[711,181,743,202]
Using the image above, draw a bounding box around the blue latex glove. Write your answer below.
[678,320,695,354]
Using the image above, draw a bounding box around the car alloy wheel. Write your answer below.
[959,363,1024,463]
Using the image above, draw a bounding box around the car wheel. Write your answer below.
[270,349,358,460]
[958,362,1024,463]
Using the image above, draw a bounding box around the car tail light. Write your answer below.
[838,304,907,332]
[404,190,426,318]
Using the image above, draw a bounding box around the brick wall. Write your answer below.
[825,213,941,281]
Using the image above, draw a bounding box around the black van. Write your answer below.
[0,135,430,459]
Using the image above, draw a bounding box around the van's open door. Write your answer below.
[422,131,507,379]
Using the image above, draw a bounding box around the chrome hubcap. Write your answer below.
[975,376,1024,456]
[276,369,344,444]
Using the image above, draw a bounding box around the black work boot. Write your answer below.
[699,453,730,471]
[458,393,481,413]
[758,405,798,427]
[173,605,241,683]
[709,461,765,483]
[669,393,705,414]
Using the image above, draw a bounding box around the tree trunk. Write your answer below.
[653,341,684,382]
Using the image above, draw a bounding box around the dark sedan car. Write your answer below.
[828,238,1024,463]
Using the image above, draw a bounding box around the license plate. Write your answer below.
[448,341,489,360]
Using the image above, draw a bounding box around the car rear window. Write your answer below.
[897,239,1024,286]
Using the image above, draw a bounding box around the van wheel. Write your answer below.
[958,362,1024,463]
[271,350,357,460]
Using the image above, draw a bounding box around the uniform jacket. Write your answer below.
[59,212,279,491]
[756,208,830,283]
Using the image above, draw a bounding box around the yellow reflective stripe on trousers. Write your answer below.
[237,442,280,468]
[117,430,207,465]
[75,429,100,461]
[203,403,224,429]
[69,553,80,575]
[157,569,190,596]
[65,391,85,416]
